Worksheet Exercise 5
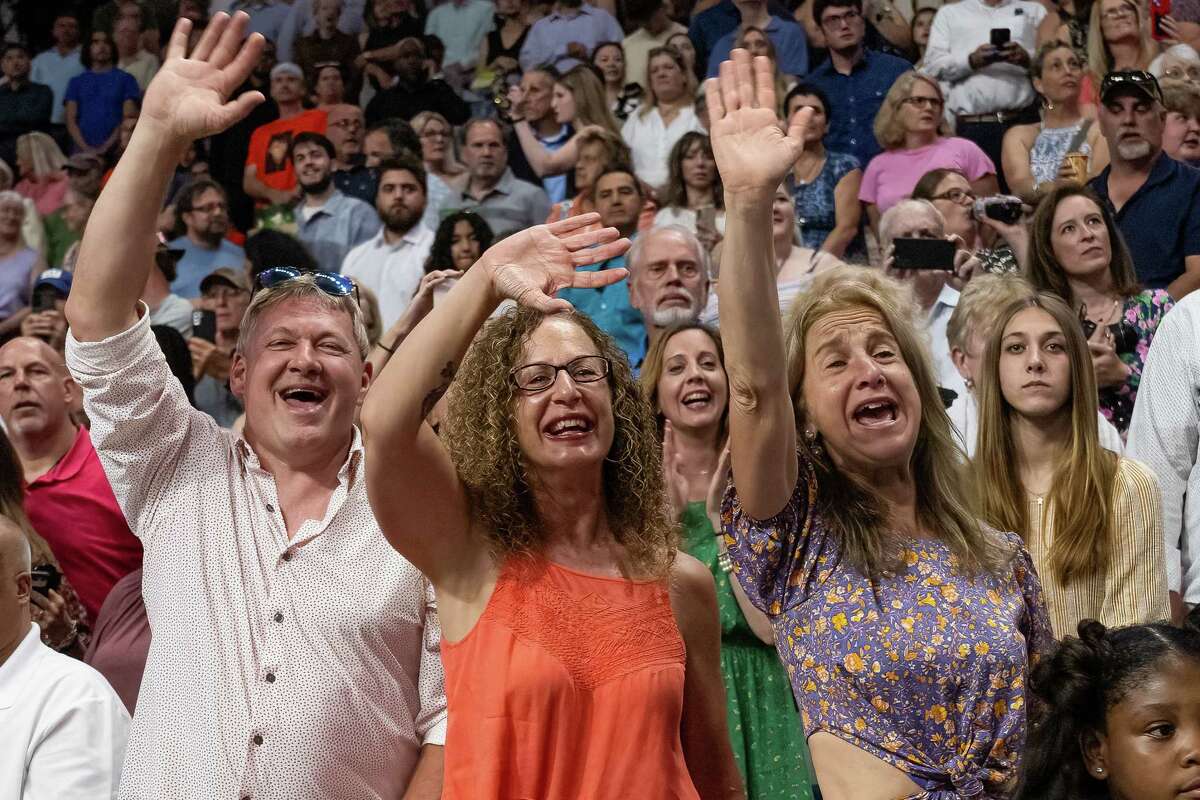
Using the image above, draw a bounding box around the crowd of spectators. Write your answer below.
[6,0,1200,798]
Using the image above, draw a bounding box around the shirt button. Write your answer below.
[266,503,274,513]
[281,551,292,562]
[253,734,264,746]
[265,672,276,683]
[273,611,284,623]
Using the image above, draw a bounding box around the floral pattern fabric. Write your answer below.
[1101,288,1174,435]
[722,455,1055,799]
[791,151,863,257]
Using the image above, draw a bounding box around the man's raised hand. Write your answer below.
[140,12,266,144]
[705,49,809,201]
[478,212,631,314]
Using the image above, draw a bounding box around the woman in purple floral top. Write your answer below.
[1025,184,1174,436]
[708,51,1054,800]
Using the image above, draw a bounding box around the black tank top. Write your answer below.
[484,17,529,63]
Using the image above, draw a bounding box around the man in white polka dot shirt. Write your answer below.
[62,14,447,800]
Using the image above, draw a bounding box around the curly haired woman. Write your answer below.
[361,212,743,800]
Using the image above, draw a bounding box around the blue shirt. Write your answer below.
[167,237,247,299]
[806,49,912,167]
[538,124,572,205]
[294,191,382,274]
[689,0,791,69]
[519,3,625,72]
[706,15,808,78]
[30,47,83,125]
[558,252,645,369]
[1090,154,1200,290]
[64,69,140,148]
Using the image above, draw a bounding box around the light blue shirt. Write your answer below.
[230,0,292,42]
[538,124,571,205]
[706,15,808,78]
[167,237,246,299]
[294,191,382,274]
[448,170,552,238]
[558,249,645,369]
[519,4,624,72]
[30,47,83,125]
[425,0,495,69]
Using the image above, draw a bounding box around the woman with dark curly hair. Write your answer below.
[361,213,743,799]
[1015,610,1200,800]
[423,210,493,273]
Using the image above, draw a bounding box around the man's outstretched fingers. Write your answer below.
[571,267,629,289]
[521,289,573,314]
[190,11,229,63]
[221,32,266,95]
[572,239,631,267]
[546,211,601,235]
[209,11,253,71]
[704,78,724,122]
[753,55,775,111]
[719,59,740,113]
[165,17,193,62]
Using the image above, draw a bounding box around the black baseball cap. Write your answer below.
[1100,70,1164,105]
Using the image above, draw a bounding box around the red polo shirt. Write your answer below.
[24,426,142,621]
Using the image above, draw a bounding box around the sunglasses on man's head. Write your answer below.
[255,266,360,305]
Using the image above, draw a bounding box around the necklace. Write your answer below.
[1083,298,1121,327]
[793,153,826,187]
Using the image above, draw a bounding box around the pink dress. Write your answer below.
[859,137,996,212]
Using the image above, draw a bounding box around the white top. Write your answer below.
[65,310,447,800]
[922,0,1045,116]
[926,283,969,405]
[652,206,727,237]
[621,105,706,192]
[342,226,436,330]
[1128,291,1200,604]
[0,623,130,800]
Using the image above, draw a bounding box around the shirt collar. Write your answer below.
[235,426,365,487]
[549,4,594,20]
[931,283,960,317]
[1094,151,1174,202]
[27,426,89,488]
[0,624,42,710]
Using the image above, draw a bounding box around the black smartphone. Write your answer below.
[31,563,61,596]
[990,27,1011,47]
[893,237,957,271]
[192,309,217,343]
[31,285,58,314]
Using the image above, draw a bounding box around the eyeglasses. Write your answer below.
[420,128,450,140]
[510,355,610,393]
[1099,70,1163,103]
[255,266,360,305]
[203,286,246,303]
[902,95,944,109]
[930,188,975,204]
[1163,65,1200,82]
[189,201,228,214]
[821,8,861,27]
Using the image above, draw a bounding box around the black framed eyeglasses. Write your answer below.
[510,355,611,393]
[255,266,360,305]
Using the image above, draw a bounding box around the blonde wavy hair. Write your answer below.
[411,110,465,176]
[558,65,623,137]
[873,71,948,151]
[1088,0,1158,86]
[785,265,1012,576]
[442,306,676,578]
[16,132,67,181]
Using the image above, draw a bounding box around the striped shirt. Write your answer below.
[1026,457,1171,638]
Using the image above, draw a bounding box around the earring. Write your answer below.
[1095,766,1104,774]
[965,377,975,392]
[804,428,823,458]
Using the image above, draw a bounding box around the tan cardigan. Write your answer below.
[1027,457,1171,639]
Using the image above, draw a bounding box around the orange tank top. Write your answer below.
[440,558,700,800]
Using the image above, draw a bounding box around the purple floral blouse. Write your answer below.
[1101,288,1174,435]
[722,456,1054,799]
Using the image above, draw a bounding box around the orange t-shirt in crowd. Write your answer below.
[244,109,328,197]
[439,557,700,799]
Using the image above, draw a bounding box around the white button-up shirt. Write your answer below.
[342,226,435,330]
[1129,292,1200,604]
[0,622,130,800]
[922,0,1045,116]
[621,105,706,192]
[65,310,447,800]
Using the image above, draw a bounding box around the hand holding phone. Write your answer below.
[31,563,61,596]
[192,309,217,343]
[892,237,958,271]
[990,27,1011,47]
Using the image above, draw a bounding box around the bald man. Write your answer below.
[0,338,141,623]
[0,516,130,799]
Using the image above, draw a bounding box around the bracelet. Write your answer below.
[376,340,396,355]
[717,550,734,574]
[46,619,79,651]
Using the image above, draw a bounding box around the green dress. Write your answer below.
[681,502,816,800]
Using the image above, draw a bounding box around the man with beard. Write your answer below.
[627,226,711,360]
[291,131,380,274]
[64,14,447,797]
[167,179,246,298]
[1090,70,1200,298]
[342,155,433,328]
